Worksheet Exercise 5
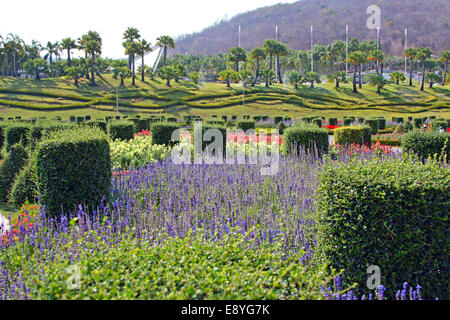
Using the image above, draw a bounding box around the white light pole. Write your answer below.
[276,25,278,41]
[238,25,241,73]
[346,25,348,75]
[376,27,380,72]
[310,25,314,72]
[185,51,188,75]
[404,28,408,84]
[116,72,122,116]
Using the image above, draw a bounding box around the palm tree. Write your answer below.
[440,51,450,86]
[250,47,265,87]
[218,70,238,88]
[23,58,48,80]
[416,47,432,91]
[78,35,90,79]
[368,50,385,77]
[238,69,253,88]
[123,27,141,68]
[124,40,140,85]
[390,71,406,85]
[296,50,308,74]
[263,39,277,72]
[158,65,176,87]
[286,70,304,89]
[273,41,288,84]
[368,74,387,94]
[304,72,320,88]
[227,47,247,72]
[138,39,152,82]
[65,65,85,87]
[425,73,441,88]
[347,51,366,93]
[45,41,59,77]
[61,38,77,67]
[261,69,275,88]
[327,71,348,88]
[156,35,175,66]
[112,60,131,86]
[404,48,418,86]
[82,31,102,86]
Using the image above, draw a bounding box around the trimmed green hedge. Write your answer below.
[284,124,329,155]
[9,155,38,208]
[363,119,378,134]
[402,131,450,160]
[107,121,135,141]
[0,144,28,203]
[334,126,372,146]
[151,122,181,146]
[36,127,111,217]
[4,123,30,150]
[86,120,107,133]
[430,120,449,131]
[317,157,450,299]
[236,120,256,132]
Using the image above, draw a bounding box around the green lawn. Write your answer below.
[0,74,449,120]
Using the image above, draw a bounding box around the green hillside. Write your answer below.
[0,74,449,120]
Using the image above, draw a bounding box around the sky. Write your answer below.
[0,0,298,59]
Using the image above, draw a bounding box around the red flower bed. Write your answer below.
[1,204,39,246]
[134,129,152,137]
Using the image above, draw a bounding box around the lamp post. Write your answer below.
[310,25,314,72]
[346,25,348,75]
[116,72,122,116]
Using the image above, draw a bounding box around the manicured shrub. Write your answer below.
[243,115,250,120]
[231,115,237,121]
[430,120,448,131]
[252,115,261,122]
[107,121,135,141]
[334,126,372,146]
[312,118,322,128]
[402,131,450,160]
[134,119,150,133]
[0,144,28,203]
[363,119,378,134]
[377,118,386,130]
[36,127,111,217]
[343,118,353,126]
[404,121,413,131]
[236,120,255,131]
[86,120,107,133]
[205,118,225,126]
[167,117,178,123]
[413,117,423,129]
[276,121,286,134]
[9,156,38,208]
[4,123,30,150]
[200,124,227,152]
[151,122,181,146]
[328,118,338,126]
[69,116,76,122]
[317,157,450,299]
[274,116,283,125]
[284,124,329,155]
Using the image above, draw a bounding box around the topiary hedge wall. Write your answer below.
[284,124,329,155]
[334,126,372,146]
[107,121,135,141]
[0,144,28,203]
[317,157,450,299]
[402,131,450,160]
[151,122,181,146]
[36,127,111,217]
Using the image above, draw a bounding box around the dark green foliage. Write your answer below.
[402,131,450,160]
[151,122,181,146]
[404,121,413,131]
[430,120,449,131]
[243,115,250,120]
[199,124,227,152]
[377,118,386,130]
[274,116,283,125]
[36,127,111,217]
[69,116,76,122]
[276,121,286,134]
[107,121,135,141]
[134,119,150,133]
[4,123,30,150]
[284,124,329,155]
[86,120,107,133]
[252,115,261,122]
[334,126,372,146]
[236,120,256,131]
[0,144,28,203]
[343,118,353,126]
[205,118,225,126]
[363,119,378,134]
[317,157,450,299]
[328,118,337,126]
[9,156,38,208]
[312,118,322,128]
[413,117,423,129]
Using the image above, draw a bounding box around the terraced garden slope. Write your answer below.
[0,74,449,120]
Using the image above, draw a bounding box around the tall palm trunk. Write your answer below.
[85,52,90,79]
[276,54,283,84]
[442,61,448,86]
[141,54,145,82]
[251,58,260,87]
[67,49,72,67]
[359,64,362,88]
[90,54,96,86]
[49,54,53,77]
[409,59,413,86]
[353,65,358,93]
[420,60,425,91]
[163,46,167,66]
[132,54,136,85]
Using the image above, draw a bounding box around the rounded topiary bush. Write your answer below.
[363,119,378,134]
[334,126,372,146]
[317,157,450,299]
[402,131,450,160]
[284,124,329,155]
[107,121,135,141]
[151,122,181,146]
[36,127,111,217]
[0,144,28,203]
[9,156,38,208]
[236,120,256,132]
[86,120,107,133]
[4,123,30,150]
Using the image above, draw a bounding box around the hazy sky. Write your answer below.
[0,0,298,59]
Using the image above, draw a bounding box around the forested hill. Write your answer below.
[173,0,450,56]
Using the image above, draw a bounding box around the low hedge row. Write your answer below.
[0,144,28,203]
[236,120,256,132]
[334,126,372,146]
[107,121,135,141]
[284,124,329,155]
[402,131,450,160]
[151,122,181,146]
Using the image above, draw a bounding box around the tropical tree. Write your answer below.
[189,71,200,84]
[416,47,433,91]
[327,71,348,88]
[440,51,450,86]
[173,63,186,82]
[425,73,441,88]
[295,50,309,74]
[23,58,48,80]
[250,47,266,87]
[123,27,141,69]
[261,68,276,88]
[404,47,418,86]
[60,38,77,67]
[347,51,366,93]
[44,41,59,77]
[304,72,321,88]
[263,40,278,72]
[218,70,238,87]
[123,40,140,85]
[65,65,85,87]
[138,39,152,82]
[368,50,385,77]
[368,74,388,94]
[156,35,175,66]
[238,69,253,87]
[390,71,406,85]
[273,41,288,84]
[286,70,304,89]
[227,47,247,72]
[112,60,130,86]
[82,31,102,86]
[158,65,176,87]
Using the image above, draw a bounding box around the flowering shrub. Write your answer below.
[1,204,39,246]
[110,135,171,169]
[134,129,151,137]
[329,141,394,160]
